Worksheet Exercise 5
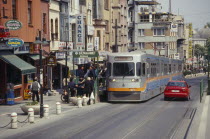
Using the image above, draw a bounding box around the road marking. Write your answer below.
[197,96,210,139]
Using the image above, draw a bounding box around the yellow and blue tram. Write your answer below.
[106,51,183,102]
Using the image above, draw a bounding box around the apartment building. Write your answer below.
[128,0,178,58]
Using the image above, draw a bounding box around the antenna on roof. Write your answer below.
[169,0,172,14]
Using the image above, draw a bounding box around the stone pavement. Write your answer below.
[0,89,81,131]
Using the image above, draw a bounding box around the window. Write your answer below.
[139,42,145,49]
[51,19,54,40]
[105,20,109,32]
[12,0,17,19]
[28,1,32,24]
[113,63,135,76]
[154,29,165,36]
[43,13,47,34]
[154,42,165,49]
[138,29,144,36]
[104,0,109,10]
[107,62,111,77]
[142,63,146,75]
[55,18,58,40]
[136,62,141,76]
[169,64,171,73]
[140,15,149,22]
[118,12,120,23]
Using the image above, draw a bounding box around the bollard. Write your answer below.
[82,96,88,106]
[56,102,61,115]
[11,112,17,129]
[90,99,94,105]
[28,108,34,123]
[77,97,82,108]
[43,104,49,118]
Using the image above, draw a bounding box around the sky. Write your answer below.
[157,0,210,29]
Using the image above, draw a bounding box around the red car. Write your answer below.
[163,81,191,101]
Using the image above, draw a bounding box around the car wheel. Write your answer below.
[164,96,168,101]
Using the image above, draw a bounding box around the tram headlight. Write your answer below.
[131,79,139,82]
[109,78,116,82]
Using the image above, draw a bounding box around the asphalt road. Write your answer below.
[1,76,207,139]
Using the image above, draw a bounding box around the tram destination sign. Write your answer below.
[73,51,99,58]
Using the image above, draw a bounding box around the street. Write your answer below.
[0,76,207,139]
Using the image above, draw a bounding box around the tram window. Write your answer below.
[113,63,135,76]
[169,64,171,73]
[107,62,111,77]
[136,62,141,76]
[142,63,146,75]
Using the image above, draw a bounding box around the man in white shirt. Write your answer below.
[30,77,40,102]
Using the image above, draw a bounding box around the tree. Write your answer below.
[204,22,210,28]
[194,44,207,68]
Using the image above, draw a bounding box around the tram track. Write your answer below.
[121,79,201,139]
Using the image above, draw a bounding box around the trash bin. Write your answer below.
[6,83,15,105]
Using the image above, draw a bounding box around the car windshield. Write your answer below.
[167,82,186,87]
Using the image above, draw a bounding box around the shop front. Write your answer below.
[0,51,36,102]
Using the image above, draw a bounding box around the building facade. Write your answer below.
[0,0,50,101]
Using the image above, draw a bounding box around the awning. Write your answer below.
[57,60,78,70]
[0,51,36,74]
[28,54,46,60]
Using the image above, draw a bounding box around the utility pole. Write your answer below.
[114,19,118,52]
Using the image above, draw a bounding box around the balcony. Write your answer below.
[128,21,134,28]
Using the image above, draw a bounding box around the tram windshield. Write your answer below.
[113,63,135,76]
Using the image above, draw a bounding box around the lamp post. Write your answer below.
[33,36,48,118]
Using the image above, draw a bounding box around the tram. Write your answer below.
[106,51,183,102]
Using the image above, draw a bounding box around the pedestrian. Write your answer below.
[77,66,85,78]
[68,77,78,97]
[83,77,93,98]
[87,66,96,79]
[204,67,207,74]
[30,77,40,102]
[77,77,85,97]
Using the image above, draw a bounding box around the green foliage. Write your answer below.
[26,101,39,105]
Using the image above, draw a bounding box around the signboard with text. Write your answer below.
[76,14,84,50]
[73,51,99,58]
[47,55,57,66]
[5,20,22,30]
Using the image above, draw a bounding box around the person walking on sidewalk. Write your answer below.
[30,77,40,102]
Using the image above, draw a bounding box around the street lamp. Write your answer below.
[33,36,48,118]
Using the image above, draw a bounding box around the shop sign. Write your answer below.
[24,89,31,100]
[94,37,99,51]
[14,43,29,54]
[56,52,66,60]
[5,20,22,30]
[6,38,24,48]
[76,14,84,50]
[87,43,93,51]
[59,42,73,50]
[73,51,99,58]
[87,25,94,35]
[47,55,57,66]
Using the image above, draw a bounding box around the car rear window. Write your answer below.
[167,82,186,87]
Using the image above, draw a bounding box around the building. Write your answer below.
[92,0,111,60]
[111,0,128,52]
[128,0,179,58]
[0,0,50,101]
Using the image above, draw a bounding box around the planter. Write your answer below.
[70,97,78,105]
[20,104,40,115]
[82,97,89,106]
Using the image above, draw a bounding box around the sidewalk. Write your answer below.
[185,72,206,79]
[0,89,77,130]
